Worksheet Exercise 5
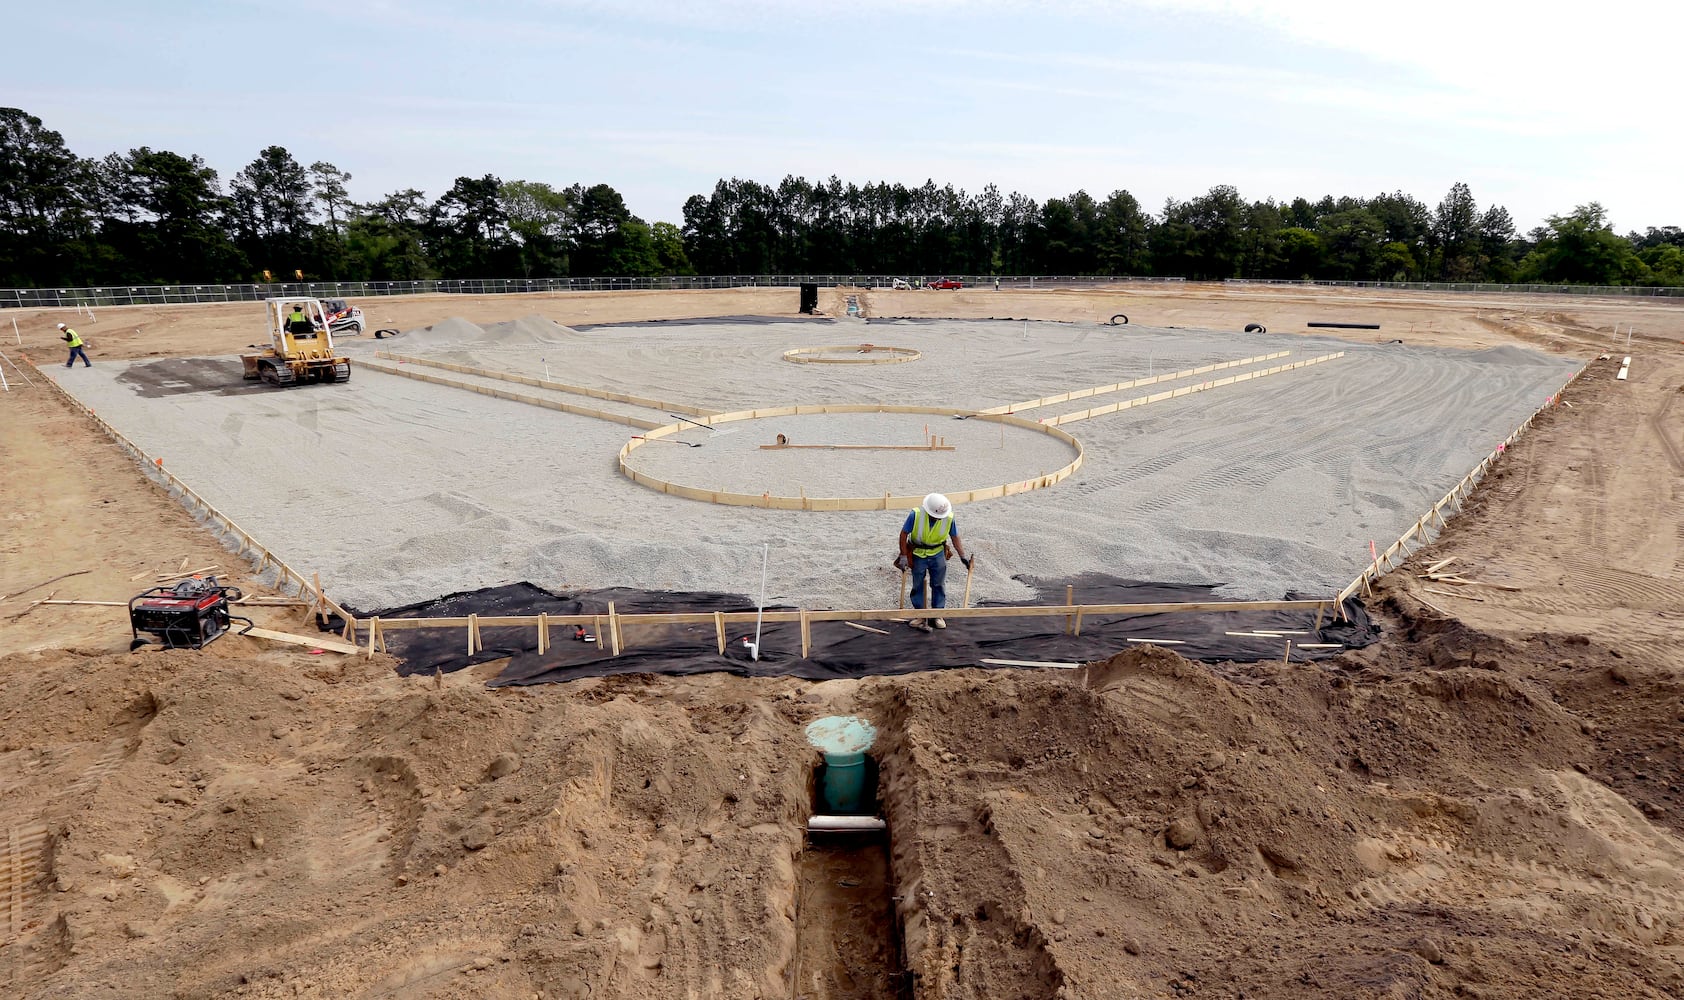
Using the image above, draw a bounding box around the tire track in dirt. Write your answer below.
[1649,390,1684,475]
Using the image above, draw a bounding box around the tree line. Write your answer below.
[3,107,1681,289]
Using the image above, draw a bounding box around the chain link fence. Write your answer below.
[3,273,1677,310]
[0,275,1181,310]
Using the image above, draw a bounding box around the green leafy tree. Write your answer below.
[650,221,692,274]
[500,179,573,276]
[230,145,315,277]
[341,189,432,280]
[105,148,245,282]
[428,175,513,277]
[1431,182,1481,280]
[0,107,94,285]
[1518,203,1641,285]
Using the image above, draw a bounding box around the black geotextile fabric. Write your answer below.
[359,574,1379,688]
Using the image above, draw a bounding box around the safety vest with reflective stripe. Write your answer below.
[910,509,953,557]
[64,328,83,348]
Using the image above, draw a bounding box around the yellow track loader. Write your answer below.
[241,298,352,387]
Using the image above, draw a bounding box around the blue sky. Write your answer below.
[8,0,1678,233]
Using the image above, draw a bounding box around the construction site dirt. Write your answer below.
[3,283,1684,999]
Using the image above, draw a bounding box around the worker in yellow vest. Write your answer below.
[58,323,90,367]
[894,492,972,632]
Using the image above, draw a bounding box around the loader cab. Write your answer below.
[267,298,337,360]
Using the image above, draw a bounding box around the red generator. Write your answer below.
[129,576,253,651]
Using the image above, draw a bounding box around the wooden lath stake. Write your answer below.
[607,602,621,656]
[715,611,726,654]
[1066,585,1075,634]
[800,608,811,659]
[537,613,549,655]
[467,614,480,655]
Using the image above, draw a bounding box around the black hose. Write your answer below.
[1307,322,1380,330]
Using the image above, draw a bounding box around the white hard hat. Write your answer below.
[57,323,66,330]
[922,493,951,518]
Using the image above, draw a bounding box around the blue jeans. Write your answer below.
[66,346,89,366]
[910,552,948,610]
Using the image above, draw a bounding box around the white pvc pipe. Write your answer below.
[11,316,19,345]
[807,815,886,832]
[750,542,769,661]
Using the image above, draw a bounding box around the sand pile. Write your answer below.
[392,314,580,348]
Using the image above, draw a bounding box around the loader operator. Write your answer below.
[894,492,972,632]
[286,304,315,337]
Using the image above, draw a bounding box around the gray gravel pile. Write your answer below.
[51,319,1580,611]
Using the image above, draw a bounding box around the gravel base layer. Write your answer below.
[49,318,1579,611]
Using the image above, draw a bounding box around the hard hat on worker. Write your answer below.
[922,493,951,519]
[57,323,66,330]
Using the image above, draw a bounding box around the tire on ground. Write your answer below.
[1109,314,1128,326]
[1244,323,1267,333]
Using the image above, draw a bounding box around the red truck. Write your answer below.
[926,277,963,290]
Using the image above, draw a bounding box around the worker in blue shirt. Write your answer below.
[895,492,973,632]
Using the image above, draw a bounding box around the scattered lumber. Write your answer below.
[1424,557,1458,574]
[842,621,891,636]
[1423,587,1484,602]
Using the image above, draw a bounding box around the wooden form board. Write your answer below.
[242,626,358,655]
[30,358,359,641]
[619,404,1085,511]
[356,596,1334,661]
[373,351,718,416]
[360,360,666,429]
[1046,352,1345,426]
[782,345,921,365]
[1336,364,1588,604]
[981,351,1292,415]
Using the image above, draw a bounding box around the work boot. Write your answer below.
[933,618,947,629]
[908,618,932,633]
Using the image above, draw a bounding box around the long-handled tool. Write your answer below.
[631,434,701,448]
[962,555,977,609]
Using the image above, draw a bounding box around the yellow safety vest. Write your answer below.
[910,509,953,557]
[64,328,83,348]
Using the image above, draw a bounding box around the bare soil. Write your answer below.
[4,283,1684,999]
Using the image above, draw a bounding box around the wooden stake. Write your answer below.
[538,612,549,655]
[1066,585,1075,634]
[715,611,726,654]
[800,608,811,659]
[594,615,604,650]
[1073,606,1084,637]
[608,602,621,656]
[1283,639,1293,664]
[467,614,479,655]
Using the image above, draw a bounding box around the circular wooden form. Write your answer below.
[782,344,922,365]
[619,404,1084,510]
